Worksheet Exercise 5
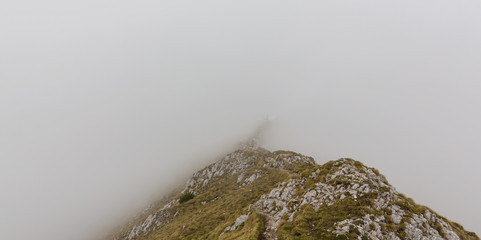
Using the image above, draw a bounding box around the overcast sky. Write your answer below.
[1,0,481,239]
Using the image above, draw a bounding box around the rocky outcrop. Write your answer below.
[124,199,178,240]
[182,150,259,194]
[112,148,479,240]
[254,158,474,239]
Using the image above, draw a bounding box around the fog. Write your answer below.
[1,0,481,239]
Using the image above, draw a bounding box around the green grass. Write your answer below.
[252,213,264,240]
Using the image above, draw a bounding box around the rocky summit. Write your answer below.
[111,147,479,240]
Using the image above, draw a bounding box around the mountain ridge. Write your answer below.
[111,147,479,240]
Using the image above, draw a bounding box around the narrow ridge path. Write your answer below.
[255,210,278,240]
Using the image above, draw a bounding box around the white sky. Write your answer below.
[1,1,480,239]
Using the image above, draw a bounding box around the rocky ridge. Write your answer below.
[112,148,478,240]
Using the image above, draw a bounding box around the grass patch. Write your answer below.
[277,194,378,240]
[252,213,264,240]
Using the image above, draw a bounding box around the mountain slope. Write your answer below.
[111,148,479,240]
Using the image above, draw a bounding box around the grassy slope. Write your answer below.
[114,152,478,240]
[138,150,292,239]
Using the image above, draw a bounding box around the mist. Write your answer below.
[1,0,481,239]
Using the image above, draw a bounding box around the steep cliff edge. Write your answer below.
[111,148,479,240]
